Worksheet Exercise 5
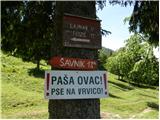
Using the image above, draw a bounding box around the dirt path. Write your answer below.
[130,107,154,119]
[101,111,121,119]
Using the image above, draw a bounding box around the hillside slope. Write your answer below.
[100,73,159,119]
[1,52,159,119]
[1,52,49,118]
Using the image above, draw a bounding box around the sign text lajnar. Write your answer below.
[63,14,101,49]
[45,71,108,99]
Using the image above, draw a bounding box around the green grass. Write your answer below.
[1,52,159,119]
[100,73,159,119]
[1,52,49,119]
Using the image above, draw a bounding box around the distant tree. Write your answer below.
[106,48,131,80]
[125,34,143,63]
[98,47,114,70]
[106,34,159,86]
[129,44,159,86]
[106,56,120,77]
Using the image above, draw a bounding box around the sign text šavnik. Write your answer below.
[49,57,97,70]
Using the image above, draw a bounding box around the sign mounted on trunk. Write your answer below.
[49,57,97,70]
[45,70,108,99]
[63,14,101,49]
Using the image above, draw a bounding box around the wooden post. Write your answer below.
[49,1,101,118]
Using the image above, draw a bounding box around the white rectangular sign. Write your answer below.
[44,70,108,99]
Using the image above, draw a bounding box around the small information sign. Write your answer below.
[49,57,97,70]
[45,71,108,99]
[63,14,101,49]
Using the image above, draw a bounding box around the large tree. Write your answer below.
[18,1,55,69]
[1,1,55,69]
[48,1,102,119]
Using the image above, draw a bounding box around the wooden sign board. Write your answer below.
[63,14,101,49]
[49,57,97,70]
[45,70,108,99]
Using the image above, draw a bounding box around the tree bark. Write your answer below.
[49,99,100,119]
[49,1,101,119]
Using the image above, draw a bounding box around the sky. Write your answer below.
[96,3,159,58]
[97,3,134,51]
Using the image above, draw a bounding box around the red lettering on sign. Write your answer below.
[49,57,97,70]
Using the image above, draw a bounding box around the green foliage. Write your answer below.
[98,47,114,69]
[1,1,24,52]
[1,1,55,69]
[129,56,159,86]
[109,0,159,46]
[106,34,159,86]
[129,1,159,46]
[106,48,132,80]
[96,0,106,10]
[101,29,112,36]
[109,0,133,7]
[1,1,111,70]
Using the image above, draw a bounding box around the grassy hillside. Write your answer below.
[101,73,159,119]
[1,52,49,118]
[1,52,159,119]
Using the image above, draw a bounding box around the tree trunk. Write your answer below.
[118,75,120,80]
[36,59,40,70]
[49,1,101,119]
[49,99,100,119]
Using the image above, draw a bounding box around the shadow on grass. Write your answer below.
[109,93,123,99]
[147,102,159,110]
[28,68,45,78]
[139,93,157,99]
[109,80,134,91]
[117,79,157,89]
[129,82,157,89]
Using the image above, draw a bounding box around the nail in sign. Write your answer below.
[49,57,97,70]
